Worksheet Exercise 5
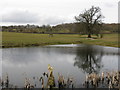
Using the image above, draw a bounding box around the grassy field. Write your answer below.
[1,32,119,48]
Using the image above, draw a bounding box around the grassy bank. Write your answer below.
[1,32,119,48]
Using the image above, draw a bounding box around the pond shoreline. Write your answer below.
[1,42,119,48]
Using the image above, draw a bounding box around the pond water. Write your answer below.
[1,44,119,88]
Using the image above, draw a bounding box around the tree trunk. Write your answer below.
[88,34,91,38]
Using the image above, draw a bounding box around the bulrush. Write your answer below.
[1,79,4,88]
[24,78,34,89]
[39,77,44,89]
[67,77,72,88]
[106,72,111,84]
[108,80,113,89]
[1,68,119,89]
[43,72,48,78]
[101,72,104,84]
[58,73,65,88]
[112,74,115,86]
[84,74,89,88]
[24,78,29,88]
[57,73,74,88]
[4,74,9,88]
[83,71,120,88]
[67,77,74,88]
[47,64,55,88]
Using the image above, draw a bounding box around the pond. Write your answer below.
[1,44,119,88]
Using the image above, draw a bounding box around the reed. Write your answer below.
[1,65,119,89]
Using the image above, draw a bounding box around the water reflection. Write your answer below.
[2,44,119,88]
[74,45,104,74]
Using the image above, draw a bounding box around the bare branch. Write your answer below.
[75,6,104,38]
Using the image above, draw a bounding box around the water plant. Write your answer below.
[1,66,120,89]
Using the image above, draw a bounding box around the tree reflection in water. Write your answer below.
[74,45,104,74]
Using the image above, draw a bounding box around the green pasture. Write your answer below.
[1,32,119,48]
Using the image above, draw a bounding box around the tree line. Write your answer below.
[1,23,119,33]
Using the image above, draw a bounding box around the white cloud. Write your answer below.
[2,10,39,23]
[0,0,119,25]
[1,10,72,25]
[39,15,73,25]
[104,3,116,8]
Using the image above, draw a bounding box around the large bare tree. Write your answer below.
[75,6,104,38]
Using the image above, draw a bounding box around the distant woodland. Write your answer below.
[1,23,119,34]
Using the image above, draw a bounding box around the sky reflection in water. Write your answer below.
[2,44,119,87]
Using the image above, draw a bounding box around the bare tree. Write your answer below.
[75,6,104,38]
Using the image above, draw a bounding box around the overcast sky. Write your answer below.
[0,0,119,26]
